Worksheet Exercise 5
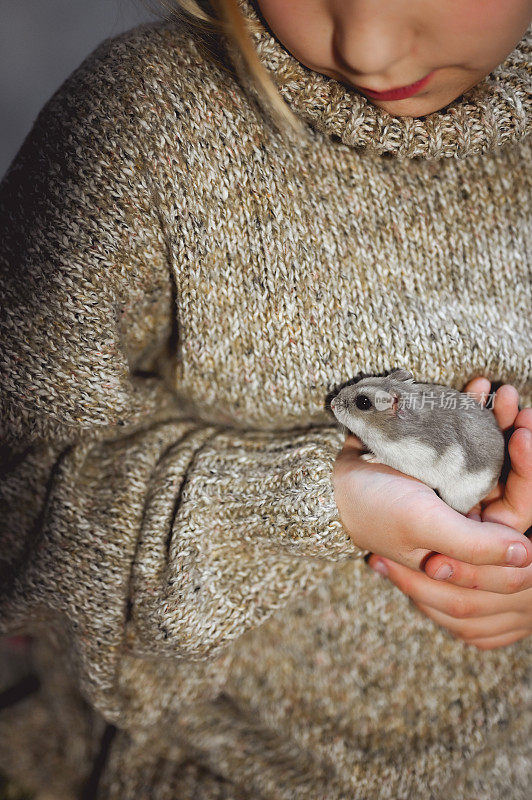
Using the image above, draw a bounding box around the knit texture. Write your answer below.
[0,4,531,798]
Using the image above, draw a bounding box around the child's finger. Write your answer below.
[465,481,503,519]
[465,503,482,520]
[480,482,504,505]
[423,555,532,594]
[492,384,520,431]
[481,426,532,534]
[462,377,491,406]
[368,556,512,616]
[404,497,532,567]
[412,601,526,640]
[515,406,532,432]
[461,629,531,650]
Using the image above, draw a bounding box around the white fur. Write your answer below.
[341,414,496,513]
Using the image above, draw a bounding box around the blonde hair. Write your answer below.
[144,0,305,135]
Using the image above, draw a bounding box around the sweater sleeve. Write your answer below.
[0,34,365,700]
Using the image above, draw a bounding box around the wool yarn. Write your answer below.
[0,5,531,798]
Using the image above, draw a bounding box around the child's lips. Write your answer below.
[355,71,435,101]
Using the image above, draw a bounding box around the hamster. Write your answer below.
[330,368,505,514]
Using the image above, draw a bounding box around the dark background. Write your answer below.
[0,3,158,797]
[0,0,160,179]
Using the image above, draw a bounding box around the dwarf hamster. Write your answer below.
[330,368,505,514]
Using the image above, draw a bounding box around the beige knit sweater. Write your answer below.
[0,0,531,797]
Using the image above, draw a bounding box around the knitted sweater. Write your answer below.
[0,0,531,796]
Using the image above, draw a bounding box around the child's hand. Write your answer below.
[366,377,532,650]
[332,430,532,579]
[370,558,532,650]
[459,377,532,534]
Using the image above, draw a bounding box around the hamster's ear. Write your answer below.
[389,391,409,419]
[388,368,414,383]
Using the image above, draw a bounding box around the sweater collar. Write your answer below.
[233,0,532,159]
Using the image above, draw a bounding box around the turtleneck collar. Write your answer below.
[231,0,531,159]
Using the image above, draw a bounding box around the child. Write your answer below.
[0,0,531,797]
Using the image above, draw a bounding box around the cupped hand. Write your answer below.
[332,429,532,573]
[364,377,532,650]
[462,378,532,532]
[421,378,532,591]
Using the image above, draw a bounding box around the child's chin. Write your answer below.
[368,89,465,118]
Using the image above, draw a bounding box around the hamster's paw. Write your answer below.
[360,452,379,463]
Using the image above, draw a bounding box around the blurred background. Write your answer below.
[0,0,162,179]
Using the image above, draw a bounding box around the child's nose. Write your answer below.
[331,1,415,80]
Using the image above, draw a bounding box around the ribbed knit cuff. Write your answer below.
[168,425,367,561]
[128,425,368,660]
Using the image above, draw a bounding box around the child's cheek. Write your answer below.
[441,0,532,54]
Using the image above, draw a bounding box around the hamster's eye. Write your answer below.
[355,394,373,410]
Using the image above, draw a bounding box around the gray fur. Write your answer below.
[330,368,505,513]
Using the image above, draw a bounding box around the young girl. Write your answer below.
[0,0,531,797]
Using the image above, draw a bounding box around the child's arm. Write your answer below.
[0,38,367,713]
